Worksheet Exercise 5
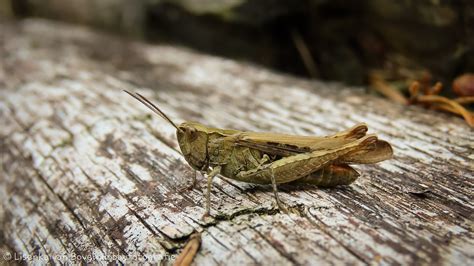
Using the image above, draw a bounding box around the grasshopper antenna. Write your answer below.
[124,90,183,133]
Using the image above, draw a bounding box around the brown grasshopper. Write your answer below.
[124,91,393,215]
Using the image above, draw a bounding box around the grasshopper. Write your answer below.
[125,91,393,215]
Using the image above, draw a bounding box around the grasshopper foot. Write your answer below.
[201,211,210,220]
[273,197,290,214]
[268,168,290,214]
[201,206,216,221]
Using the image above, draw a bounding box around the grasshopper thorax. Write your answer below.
[177,122,209,171]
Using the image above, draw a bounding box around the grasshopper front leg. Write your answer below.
[205,166,221,216]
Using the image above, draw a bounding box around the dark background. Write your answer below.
[2,0,473,86]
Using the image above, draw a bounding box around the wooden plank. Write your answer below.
[0,19,473,265]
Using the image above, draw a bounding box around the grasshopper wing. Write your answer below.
[338,139,393,164]
[235,123,369,157]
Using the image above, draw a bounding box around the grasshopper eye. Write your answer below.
[188,128,198,141]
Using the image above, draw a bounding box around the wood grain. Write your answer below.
[0,19,473,265]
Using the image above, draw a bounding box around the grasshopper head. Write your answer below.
[177,122,209,170]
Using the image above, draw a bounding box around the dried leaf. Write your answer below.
[417,95,474,127]
[427,82,443,95]
[173,233,201,266]
[408,81,420,100]
[370,74,408,105]
[454,96,474,105]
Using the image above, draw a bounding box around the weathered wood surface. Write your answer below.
[0,19,473,265]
